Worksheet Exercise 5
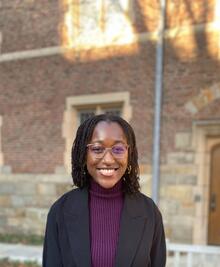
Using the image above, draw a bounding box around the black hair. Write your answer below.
[71,114,140,194]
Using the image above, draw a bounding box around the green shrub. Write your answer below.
[0,233,43,245]
[0,258,40,267]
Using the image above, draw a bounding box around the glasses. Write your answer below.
[87,143,129,159]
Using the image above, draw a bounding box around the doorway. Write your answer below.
[192,122,220,245]
[208,144,220,245]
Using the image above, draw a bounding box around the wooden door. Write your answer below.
[208,145,220,245]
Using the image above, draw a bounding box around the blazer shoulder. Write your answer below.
[131,191,155,208]
[47,187,83,218]
[132,192,163,220]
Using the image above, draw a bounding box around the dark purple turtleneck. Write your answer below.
[89,179,124,267]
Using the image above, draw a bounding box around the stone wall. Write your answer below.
[0,173,71,235]
[0,169,197,243]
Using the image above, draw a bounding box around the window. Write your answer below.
[62,92,131,173]
[61,0,135,49]
[78,106,121,124]
[78,109,96,124]
[103,107,121,116]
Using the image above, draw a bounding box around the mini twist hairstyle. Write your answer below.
[71,114,140,194]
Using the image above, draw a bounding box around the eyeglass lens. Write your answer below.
[87,144,128,158]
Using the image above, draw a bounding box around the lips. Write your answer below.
[97,168,119,176]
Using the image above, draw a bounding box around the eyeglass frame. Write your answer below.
[86,143,129,159]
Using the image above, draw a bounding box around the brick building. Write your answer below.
[0,0,220,245]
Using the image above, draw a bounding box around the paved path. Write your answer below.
[1,242,220,267]
[0,243,42,265]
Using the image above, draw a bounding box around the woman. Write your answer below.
[43,114,166,267]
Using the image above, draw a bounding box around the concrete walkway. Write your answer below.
[0,243,42,265]
[1,242,220,267]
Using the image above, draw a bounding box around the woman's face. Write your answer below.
[86,121,128,189]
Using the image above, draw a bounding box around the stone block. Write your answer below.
[211,83,220,97]
[178,203,195,216]
[175,132,192,149]
[7,217,24,227]
[167,152,194,164]
[37,183,57,195]
[0,216,7,227]
[55,165,67,174]
[185,101,197,114]
[176,174,197,185]
[169,215,194,243]
[56,183,72,196]
[15,183,37,195]
[0,165,12,174]
[159,198,179,215]
[10,195,38,207]
[25,208,48,222]
[36,196,56,207]
[161,164,197,175]
[0,196,11,207]
[0,182,15,194]
[161,185,194,203]
[10,196,25,207]
[160,174,177,185]
[161,174,197,185]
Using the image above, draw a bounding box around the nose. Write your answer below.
[102,149,115,164]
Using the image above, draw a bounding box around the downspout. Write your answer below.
[152,0,166,204]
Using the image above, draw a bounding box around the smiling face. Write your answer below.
[86,121,128,189]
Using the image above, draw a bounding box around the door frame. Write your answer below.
[192,120,220,244]
[208,143,220,245]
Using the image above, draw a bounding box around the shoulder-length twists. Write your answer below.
[71,114,140,194]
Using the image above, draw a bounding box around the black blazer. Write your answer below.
[43,187,166,267]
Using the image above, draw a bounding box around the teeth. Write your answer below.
[100,169,114,173]
[98,169,116,176]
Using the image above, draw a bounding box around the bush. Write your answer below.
[0,234,43,245]
[0,258,40,267]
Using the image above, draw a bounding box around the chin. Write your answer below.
[98,178,120,189]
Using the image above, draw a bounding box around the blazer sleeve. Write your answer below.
[42,203,63,267]
[150,204,166,267]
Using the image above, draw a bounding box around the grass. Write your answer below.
[0,234,42,266]
[0,234,43,246]
[0,259,40,267]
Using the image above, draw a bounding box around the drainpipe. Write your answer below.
[152,0,166,204]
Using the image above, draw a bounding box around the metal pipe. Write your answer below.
[152,0,166,204]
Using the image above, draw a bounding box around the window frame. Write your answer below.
[62,91,132,173]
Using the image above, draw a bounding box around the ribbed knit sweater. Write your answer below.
[89,179,124,267]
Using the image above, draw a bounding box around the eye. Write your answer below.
[90,145,105,154]
[112,145,126,154]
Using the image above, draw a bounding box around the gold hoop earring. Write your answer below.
[127,165,132,174]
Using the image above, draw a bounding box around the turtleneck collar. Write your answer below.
[89,179,123,199]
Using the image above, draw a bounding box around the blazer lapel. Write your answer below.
[63,188,91,267]
[114,194,147,267]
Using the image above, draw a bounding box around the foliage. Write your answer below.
[0,258,40,267]
[0,233,43,245]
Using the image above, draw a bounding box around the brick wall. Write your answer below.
[1,29,219,173]
[0,44,156,173]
